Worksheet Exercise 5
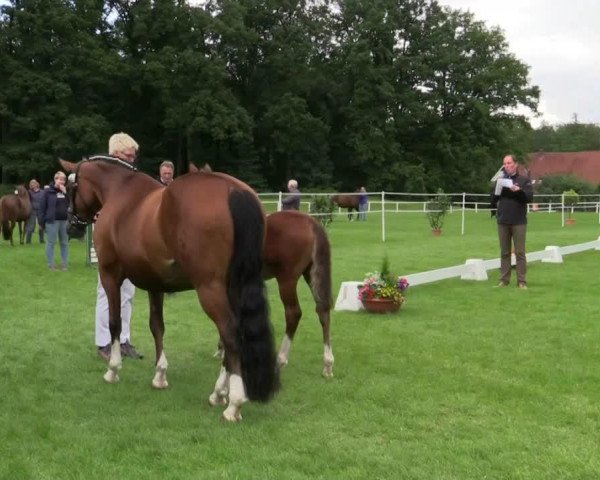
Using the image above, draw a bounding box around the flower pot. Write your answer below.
[566,218,575,225]
[431,228,442,236]
[361,298,401,314]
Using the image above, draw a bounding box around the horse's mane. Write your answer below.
[84,155,164,186]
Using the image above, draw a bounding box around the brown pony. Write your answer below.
[188,163,334,377]
[263,210,334,377]
[60,156,279,422]
[331,193,360,221]
[0,185,32,245]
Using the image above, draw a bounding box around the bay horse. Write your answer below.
[188,163,334,377]
[59,156,279,422]
[331,193,360,221]
[0,185,32,245]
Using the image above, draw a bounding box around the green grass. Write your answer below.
[1,210,600,479]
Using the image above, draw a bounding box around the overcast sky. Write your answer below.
[438,0,600,127]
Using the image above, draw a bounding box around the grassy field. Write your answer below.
[1,210,600,479]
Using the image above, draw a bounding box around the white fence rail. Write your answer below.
[335,237,600,311]
[261,191,600,241]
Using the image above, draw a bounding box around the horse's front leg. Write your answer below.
[100,273,123,383]
[18,221,24,244]
[9,221,15,246]
[148,291,169,389]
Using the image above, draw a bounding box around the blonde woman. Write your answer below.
[95,132,143,360]
[39,171,69,270]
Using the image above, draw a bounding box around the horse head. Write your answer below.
[59,159,92,239]
[15,185,28,198]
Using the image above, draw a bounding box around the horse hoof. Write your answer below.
[103,370,120,383]
[222,407,242,422]
[209,393,227,406]
[152,379,169,389]
[322,367,334,378]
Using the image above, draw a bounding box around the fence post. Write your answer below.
[461,192,466,236]
[381,191,386,242]
[277,191,283,211]
[561,193,565,226]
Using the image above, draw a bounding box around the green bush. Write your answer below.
[309,195,334,228]
[536,175,597,195]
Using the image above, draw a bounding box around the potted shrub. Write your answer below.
[563,189,579,225]
[357,256,409,313]
[426,188,451,235]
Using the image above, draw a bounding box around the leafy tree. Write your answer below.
[530,121,600,152]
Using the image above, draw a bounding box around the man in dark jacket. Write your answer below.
[281,179,301,210]
[491,155,533,289]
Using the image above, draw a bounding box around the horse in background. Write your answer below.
[0,185,32,246]
[60,156,279,422]
[331,192,360,221]
[189,163,334,377]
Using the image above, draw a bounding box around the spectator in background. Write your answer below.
[491,154,533,289]
[95,132,143,361]
[159,160,175,186]
[39,171,69,270]
[358,186,368,221]
[25,179,45,244]
[281,179,301,211]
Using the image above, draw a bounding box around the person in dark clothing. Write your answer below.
[40,171,69,270]
[281,179,301,211]
[358,186,368,221]
[25,179,45,244]
[491,155,533,289]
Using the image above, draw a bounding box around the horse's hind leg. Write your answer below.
[303,271,334,378]
[196,284,246,422]
[318,308,334,378]
[148,291,169,389]
[276,278,302,368]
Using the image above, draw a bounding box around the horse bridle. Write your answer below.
[67,155,138,228]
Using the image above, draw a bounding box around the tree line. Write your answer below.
[1,0,542,193]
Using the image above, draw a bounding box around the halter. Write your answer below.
[68,155,138,227]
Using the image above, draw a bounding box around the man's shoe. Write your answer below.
[518,282,528,290]
[495,282,508,287]
[97,344,111,361]
[121,341,143,359]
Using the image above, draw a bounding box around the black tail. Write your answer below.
[307,220,332,312]
[227,189,280,402]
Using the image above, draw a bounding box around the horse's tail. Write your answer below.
[227,189,280,402]
[306,220,333,312]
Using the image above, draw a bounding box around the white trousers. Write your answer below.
[95,275,136,347]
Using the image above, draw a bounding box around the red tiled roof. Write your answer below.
[527,151,600,185]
